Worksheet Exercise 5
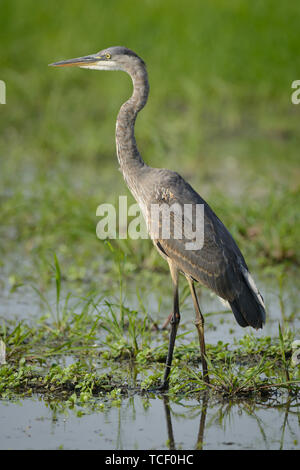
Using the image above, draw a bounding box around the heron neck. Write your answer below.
[116,64,149,185]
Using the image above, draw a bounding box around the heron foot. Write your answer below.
[157,381,169,392]
[146,381,169,394]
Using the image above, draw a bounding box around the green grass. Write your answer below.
[0,285,299,407]
[1,260,299,403]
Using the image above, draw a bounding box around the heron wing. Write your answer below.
[147,169,247,302]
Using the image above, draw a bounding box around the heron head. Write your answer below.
[49,46,145,72]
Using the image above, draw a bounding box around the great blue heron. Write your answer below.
[50,46,266,388]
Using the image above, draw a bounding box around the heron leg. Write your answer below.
[161,312,173,329]
[186,277,209,384]
[161,262,180,390]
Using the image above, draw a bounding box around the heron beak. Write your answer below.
[49,54,101,67]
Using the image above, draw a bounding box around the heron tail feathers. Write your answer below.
[229,268,266,329]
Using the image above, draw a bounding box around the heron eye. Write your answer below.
[106,53,111,59]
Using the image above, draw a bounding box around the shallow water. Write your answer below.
[0,275,299,450]
[0,394,298,450]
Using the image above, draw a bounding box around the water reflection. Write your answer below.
[160,392,299,450]
[163,393,209,450]
[0,391,298,449]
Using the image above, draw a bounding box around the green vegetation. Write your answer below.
[0,0,299,409]
[0,256,299,407]
[0,281,299,410]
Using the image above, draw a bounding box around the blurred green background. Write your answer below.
[0,0,299,290]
